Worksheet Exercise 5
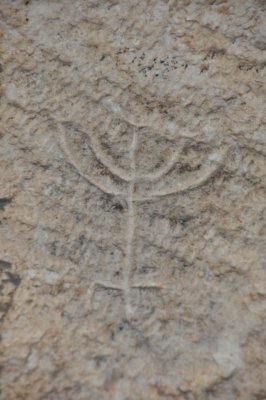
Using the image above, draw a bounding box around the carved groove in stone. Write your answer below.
[59,122,227,319]
[90,136,133,182]
[59,124,126,196]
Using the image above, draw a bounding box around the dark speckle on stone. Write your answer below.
[0,260,12,269]
[112,203,124,212]
[0,198,12,211]
[4,272,21,287]
[254,40,266,51]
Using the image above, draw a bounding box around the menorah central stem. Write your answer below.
[124,131,138,319]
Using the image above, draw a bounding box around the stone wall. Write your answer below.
[0,1,265,399]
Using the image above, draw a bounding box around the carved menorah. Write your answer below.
[59,117,225,319]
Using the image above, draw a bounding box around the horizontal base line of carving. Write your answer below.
[93,281,164,292]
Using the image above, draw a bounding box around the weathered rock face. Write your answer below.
[0,1,265,399]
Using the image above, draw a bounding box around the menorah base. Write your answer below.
[90,280,164,320]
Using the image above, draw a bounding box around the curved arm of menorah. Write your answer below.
[58,123,128,197]
[90,137,133,182]
[137,149,182,182]
[134,149,228,201]
[59,124,132,183]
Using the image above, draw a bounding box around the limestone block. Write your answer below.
[0,1,265,399]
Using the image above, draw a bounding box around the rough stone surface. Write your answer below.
[0,1,266,399]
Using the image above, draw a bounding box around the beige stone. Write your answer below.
[0,1,265,399]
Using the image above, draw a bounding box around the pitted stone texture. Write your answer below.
[0,1,265,399]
